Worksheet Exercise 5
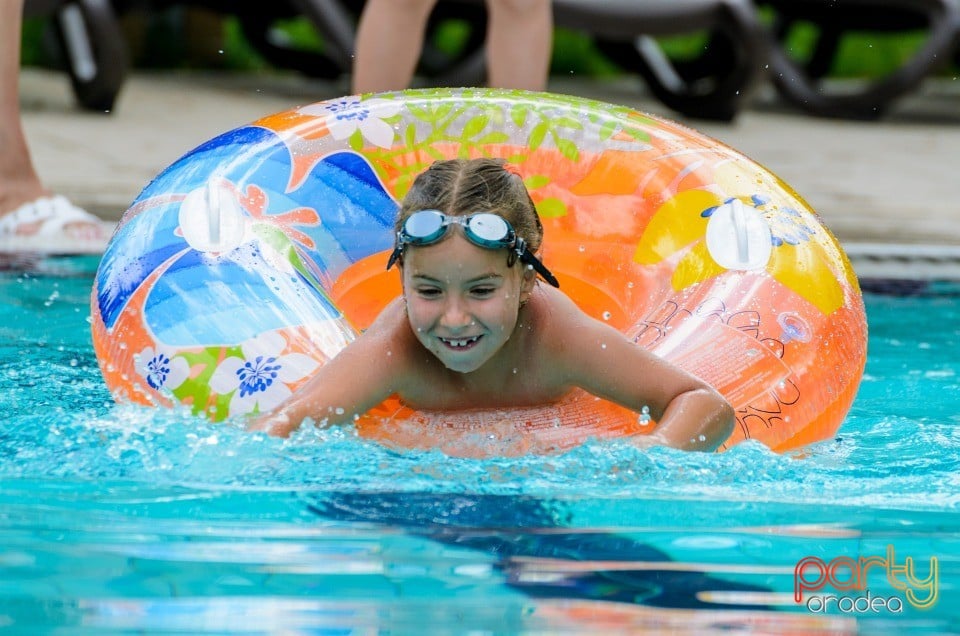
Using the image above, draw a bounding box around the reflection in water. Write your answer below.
[307,492,773,611]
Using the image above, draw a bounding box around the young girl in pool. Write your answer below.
[252,158,734,451]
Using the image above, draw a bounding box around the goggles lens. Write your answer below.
[402,210,446,242]
[465,214,511,244]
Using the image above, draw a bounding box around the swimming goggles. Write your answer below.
[386,210,560,287]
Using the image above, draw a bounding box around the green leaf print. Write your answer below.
[461,115,490,139]
[348,128,364,151]
[555,138,580,162]
[552,116,584,130]
[528,121,549,150]
[172,347,232,418]
[523,175,551,190]
[536,197,568,218]
[477,132,511,145]
[599,120,618,141]
[510,105,528,128]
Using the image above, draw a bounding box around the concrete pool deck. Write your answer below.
[19,68,960,278]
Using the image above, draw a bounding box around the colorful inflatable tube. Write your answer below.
[91,89,867,455]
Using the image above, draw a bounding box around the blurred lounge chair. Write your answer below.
[756,0,960,119]
[555,0,768,121]
[23,0,128,111]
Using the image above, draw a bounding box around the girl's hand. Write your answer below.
[628,432,668,450]
[247,410,295,437]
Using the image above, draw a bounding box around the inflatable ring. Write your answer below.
[91,89,867,456]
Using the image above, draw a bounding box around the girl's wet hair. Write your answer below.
[396,158,544,256]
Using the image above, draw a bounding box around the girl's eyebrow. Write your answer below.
[411,273,503,284]
[464,275,503,286]
[410,273,443,284]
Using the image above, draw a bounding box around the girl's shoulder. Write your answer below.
[347,298,439,395]
[525,284,638,372]
[526,284,597,334]
[363,298,419,354]
[522,285,602,361]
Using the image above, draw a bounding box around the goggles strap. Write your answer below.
[515,239,560,288]
[386,232,404,270]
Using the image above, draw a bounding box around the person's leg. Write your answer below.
[484,0,552,90]
[0,0,45,213]
[0,0,111,253]
[351,0,439,94]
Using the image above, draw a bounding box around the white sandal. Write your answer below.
[0,195,115,255]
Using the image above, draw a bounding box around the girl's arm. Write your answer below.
[248,299,410,437]
[544,291,735,451]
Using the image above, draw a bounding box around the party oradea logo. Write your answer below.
[794,545,938,614]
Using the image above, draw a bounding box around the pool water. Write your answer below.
[1,257,957,635]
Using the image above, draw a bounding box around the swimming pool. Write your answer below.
[1,256,957,634]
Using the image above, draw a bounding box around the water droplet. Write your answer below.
[638,405,651,426]
[512,368,518,374]
[335,407,345,415]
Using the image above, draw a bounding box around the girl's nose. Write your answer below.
[439,298,471,329]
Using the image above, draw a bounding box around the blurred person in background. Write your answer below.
[352,0,552,93]
[1,0,112,255]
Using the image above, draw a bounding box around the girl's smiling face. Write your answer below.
[401,232,534,374]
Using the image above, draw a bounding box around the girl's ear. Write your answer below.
[519,264,537,303]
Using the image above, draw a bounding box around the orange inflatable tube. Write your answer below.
[91,89,867,456]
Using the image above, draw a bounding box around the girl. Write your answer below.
[252,158,734,451]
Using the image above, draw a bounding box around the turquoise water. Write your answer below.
[1,257,957,634]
